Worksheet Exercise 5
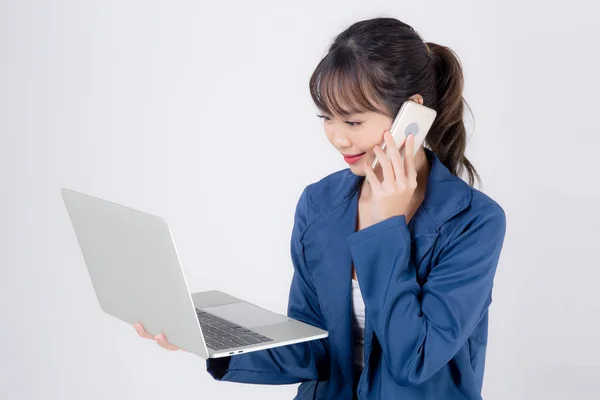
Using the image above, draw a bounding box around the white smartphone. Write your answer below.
[371,100,437,170]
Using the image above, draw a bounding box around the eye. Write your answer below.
[316,114,362,126]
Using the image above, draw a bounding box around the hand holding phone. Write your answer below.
[371,101,437,170]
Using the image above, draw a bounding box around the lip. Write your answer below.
[342,152,365,164]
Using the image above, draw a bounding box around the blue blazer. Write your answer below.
[207,148,506,399]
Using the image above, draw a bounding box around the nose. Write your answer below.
[329,128,352,148]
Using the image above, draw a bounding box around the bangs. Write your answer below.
[309,50,386,117]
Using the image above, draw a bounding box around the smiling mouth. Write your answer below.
[343,152,365,157]
[343,152,366,164]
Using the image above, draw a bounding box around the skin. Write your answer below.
[134,93,431,351]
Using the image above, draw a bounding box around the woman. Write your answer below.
[134,17,506,400]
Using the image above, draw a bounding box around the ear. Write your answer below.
[409,94,424,105]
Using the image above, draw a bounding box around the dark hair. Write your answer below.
[309,17,480,186]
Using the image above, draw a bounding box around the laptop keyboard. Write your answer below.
[196,308,274,351]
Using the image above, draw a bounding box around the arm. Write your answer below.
[346,205,506,386]
[206,188,330,384]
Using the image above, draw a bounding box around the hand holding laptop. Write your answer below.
[133,323,183,351]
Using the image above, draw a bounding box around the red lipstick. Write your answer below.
[343,152,365,164]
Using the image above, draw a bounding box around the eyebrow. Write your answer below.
[318,110,366,118]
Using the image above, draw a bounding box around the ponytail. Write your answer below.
[425,42,480,187]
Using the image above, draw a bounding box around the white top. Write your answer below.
[351,278,366,369]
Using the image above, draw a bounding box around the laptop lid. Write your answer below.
[61,188,209,358]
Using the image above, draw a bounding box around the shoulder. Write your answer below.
[304,168,360,212]
[469,187,506,221]
[293,168,359,234]
[442,182,506,246]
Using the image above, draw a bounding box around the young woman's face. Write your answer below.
[319,110,392,176]
[319,95,424,176]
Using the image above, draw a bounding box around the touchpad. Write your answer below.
[201,302,289,328]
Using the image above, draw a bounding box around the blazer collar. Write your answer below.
[340,147,473,230]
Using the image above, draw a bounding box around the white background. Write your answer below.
[1,1,599,399]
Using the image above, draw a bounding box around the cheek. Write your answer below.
[355,134,379,154]
[357,133,384,163]
[357,125,384,148]
[322,124,337,144]
[324,129,334,144]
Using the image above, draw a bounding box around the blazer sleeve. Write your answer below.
[346,203,506,386]
[206,187,330,384]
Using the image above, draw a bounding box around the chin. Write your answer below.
[348,164,367,176]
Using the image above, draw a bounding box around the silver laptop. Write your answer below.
[61,188,328,359]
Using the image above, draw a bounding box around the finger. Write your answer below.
[363,161,383,193]
[382,129,399,153]
[373,144,394,184]
[404,133,417,183]
[384,131,404,184]
[154,334,181,351]
[134,323,154,340]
